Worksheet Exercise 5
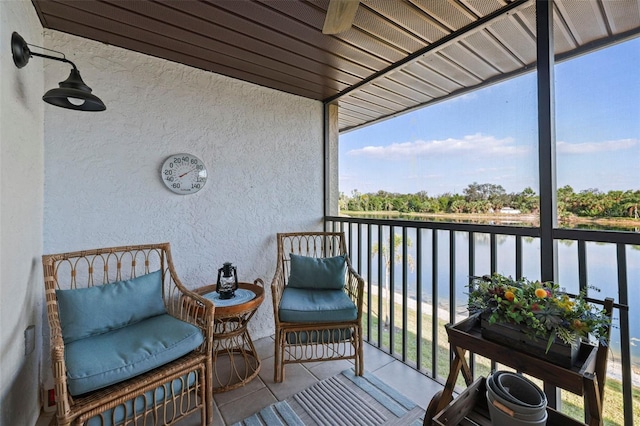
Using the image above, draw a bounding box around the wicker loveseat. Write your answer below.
[41,243,214,426]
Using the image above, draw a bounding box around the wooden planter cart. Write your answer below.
[425,297,614,426]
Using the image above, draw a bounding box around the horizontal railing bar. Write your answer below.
[327,215,639,245]
[553,228,640,245]
[326,215,541,236]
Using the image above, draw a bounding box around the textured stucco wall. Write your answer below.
[0,2,44,424]
[42,31,324,341]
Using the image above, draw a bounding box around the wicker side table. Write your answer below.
[195,279,265,392]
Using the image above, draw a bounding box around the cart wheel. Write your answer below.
[423,390,444,425]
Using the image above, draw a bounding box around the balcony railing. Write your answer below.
[325,215,636,425]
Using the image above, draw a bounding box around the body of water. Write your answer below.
[350,226,640,368]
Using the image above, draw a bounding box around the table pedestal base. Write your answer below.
[213,330,261,392]
[194,281,266,393]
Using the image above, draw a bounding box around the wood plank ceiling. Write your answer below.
[31,0,640,132]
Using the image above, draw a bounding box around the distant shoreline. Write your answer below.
[342,211,640,230]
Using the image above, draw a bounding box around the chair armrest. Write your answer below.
[49,331,73,418]
[271,264,286,326]
[44,278,73,417]
[345,264,365,320]
[164,270,215,353]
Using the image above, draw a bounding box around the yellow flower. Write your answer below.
[535,288,548,298]
[504,291,515,302]
[557,294,575,310]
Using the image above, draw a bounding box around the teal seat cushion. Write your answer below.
[56,270,165,344]
[279,287,357,323]
[65,314,203,396]
[288,254,346,290]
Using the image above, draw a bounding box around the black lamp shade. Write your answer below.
[43,68,106,111]
[11,31,107,111]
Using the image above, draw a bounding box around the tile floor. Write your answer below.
[36,336,444,425]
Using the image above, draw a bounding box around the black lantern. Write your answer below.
[216,262,238,300]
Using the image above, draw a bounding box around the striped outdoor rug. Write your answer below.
[233,370,425,426]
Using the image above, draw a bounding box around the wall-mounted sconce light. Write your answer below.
[11,32,106,111]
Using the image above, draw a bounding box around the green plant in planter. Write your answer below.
[468,273,611,352]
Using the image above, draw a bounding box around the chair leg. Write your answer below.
[274,330,284,383]
[356,327,364,376]
[205,359,214,425]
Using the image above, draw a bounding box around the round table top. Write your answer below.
[202,288,256,307]
[194,281,264,317]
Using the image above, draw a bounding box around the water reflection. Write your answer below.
[348,223,639,368]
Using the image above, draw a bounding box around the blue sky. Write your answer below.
[340,37,640,196]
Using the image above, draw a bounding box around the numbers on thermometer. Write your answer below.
[161,153,208,194]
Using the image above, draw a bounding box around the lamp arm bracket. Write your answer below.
[12,32,78,70]
[29,50,78,70]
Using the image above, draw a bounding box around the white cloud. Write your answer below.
[347,133,528,159]
[556,138,638,154]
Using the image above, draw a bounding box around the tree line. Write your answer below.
[340,183,640,219]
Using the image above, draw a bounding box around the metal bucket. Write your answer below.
[486,371,548,426]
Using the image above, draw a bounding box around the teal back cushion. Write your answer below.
[288,254,347,290]
[56,270,165,344]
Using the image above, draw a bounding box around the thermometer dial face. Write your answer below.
[161,153,207,195]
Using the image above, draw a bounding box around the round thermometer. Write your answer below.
[161,153,207,195]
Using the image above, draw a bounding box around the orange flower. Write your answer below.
[535,288,548,298]
[504,291,515,301]
[572,319,589,333]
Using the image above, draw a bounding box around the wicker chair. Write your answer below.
[42,243,214,426]
[271,232,364,382]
